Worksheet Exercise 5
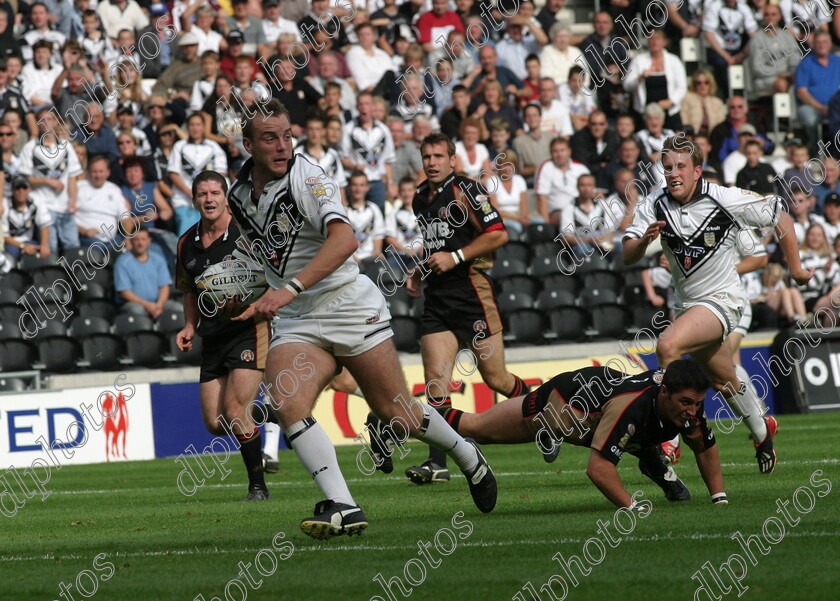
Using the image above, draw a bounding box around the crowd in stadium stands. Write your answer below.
[2,0,840,377]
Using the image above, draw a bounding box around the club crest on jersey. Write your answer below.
[276,212,294,232]
[438,206,448,219]
[241,350,255,362]
[653,372,664,384]
[684,256,692,269]
[704,232,716,247]
[305,177,328,198]
[473,320,487,332]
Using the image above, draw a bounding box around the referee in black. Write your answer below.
[175,170,274,501]
[403,133,532,484]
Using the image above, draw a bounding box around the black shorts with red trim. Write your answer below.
[199,322,270,383]
[420,271,503,344]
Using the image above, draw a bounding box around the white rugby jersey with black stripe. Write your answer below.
[227,154,359,317]
[294,144,348,188]
[625,179,783,309]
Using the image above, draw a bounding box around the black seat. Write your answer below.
[88,267,114,291]
[0,377,26,392]
[491,258,527,280]
[497,291,534,314]
[77,299,117,322]
[1,269,32,293]
[0,305,23,323]
[0,340,34,371]
[391,316,420,353]
[0,287,20,305]
[532,242,562,260]
[529,255,562,278]
[536,289,577,311]
[0,321,22,340]
[77,282,109,300]
[580,288,619,307]
[498,275,539,298]
[496,242,530,264]
[623,267,647,288]
[114,314,156,336]
[545,308,588,342]
[633,306,669,334]
[590,306,630,339]
[577,253,613,275]
[31,319,68,340]
[582,272,623,295]
[71,315,111,337]
[622,284,646,305]
[543,273,579,295]
[503,309,545,345]
[19,253,60,272]
[81,334,126,371]
[125,332,168,367]
[156,310,185,335]
[36,338,81,373]
[525,223,558,244]
[168,332,202,366]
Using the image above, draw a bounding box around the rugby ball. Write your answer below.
[196,258,269,307]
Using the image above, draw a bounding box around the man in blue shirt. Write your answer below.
[114,227,172,318]
[796,31,840,156]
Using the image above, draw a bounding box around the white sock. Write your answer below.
[263,422,281,461]
[734,364,768,416]
[414,404,478,472]
[726,381,768,442]
[286,418,355,506]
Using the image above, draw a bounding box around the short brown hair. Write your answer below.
[421,132,456,157]
[242,98,290,141]
[661,134,704,168]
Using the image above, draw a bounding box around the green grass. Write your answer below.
[3,414,840,601]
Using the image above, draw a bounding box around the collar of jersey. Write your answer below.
[193,219,231,246]
[665,177,707,205]
[434,173,457,196]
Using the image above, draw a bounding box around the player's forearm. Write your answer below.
[775,212,803,269]
[622,237,647,265]
[736,254,768,275]
[184,291,201,328]
[461,229,508,260]
[587,452,633,508]
[694,445,726,498]
[294,221,358,289]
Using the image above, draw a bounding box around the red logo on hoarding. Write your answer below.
[102,393,129,461]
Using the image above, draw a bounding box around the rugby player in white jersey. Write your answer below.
[227,99,497,539]
[623,135,813,474]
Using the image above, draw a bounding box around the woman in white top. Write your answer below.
[486,150,530,234]
[539,24,583,86]
[454,117,491,181]
[623,29,687,130]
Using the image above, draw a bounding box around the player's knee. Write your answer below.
[656,337,680,365]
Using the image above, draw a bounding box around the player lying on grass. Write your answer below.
[415,359,728,509]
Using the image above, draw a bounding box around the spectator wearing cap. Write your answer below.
[83,103,120,162]
[710,95,773,162]
[818,193,840,242]
[113,103,152,157]
[262,0,302,46]
[345,23,394,94]
[722,124,760,185]
[23,3,67,64]
[496,17,542,81]
[224,0,269,58]
[680,69,727,138]
[96,0,148,39]
[152,32,203,107]
[0,120,21,199]
[189,51,221,112]
[570,110,620,183]
[220,31,258,81]
[0,58,37,139]
[21,40,64,110]
[795,30,840,156]
[3,176,51,259]
[813,157,840,211]
[19,108,83,253]
[735,137,778,194]
[75,155,136,247]
[181,4,224,55]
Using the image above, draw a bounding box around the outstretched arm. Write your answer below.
[684,434,726,501]
[586,449,633,508]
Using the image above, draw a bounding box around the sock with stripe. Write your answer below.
[415,403,478,473]
[426,397,450,466]
[286,418,355,506]
[236,429,266,491]
[726,380,768,442]
[506,375,528,399]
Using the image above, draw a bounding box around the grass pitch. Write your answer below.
[3,413,839,601]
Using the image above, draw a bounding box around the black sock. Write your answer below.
[427,397,450,466]
[237,429,266,490]
[251,403,278,425]
[506,375,528,399]
[441,407,464,432]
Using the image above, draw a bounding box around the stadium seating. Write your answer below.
[77,282,110,300]
[19,253,60,272]
[536,289,577,312]
[125,332,168,368]
[590,306,631,340]
[0,377,26,392]
[496,241,530,264]
[504,309,546,346]
[498,274,538,298]
[0,340,34,372]
[157,310,186,335]
[385,296,412,318]
[80,334,127,372]
[0,321,23,340]
[71,316,111,337]
[36,338,82,374]
[525,223,557,245]
[77,299,118,322]
[497,291,534,314]
[0,287,20,305]
[391,317,420,353]
[545,308,589,343]
[114,314,156,337]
